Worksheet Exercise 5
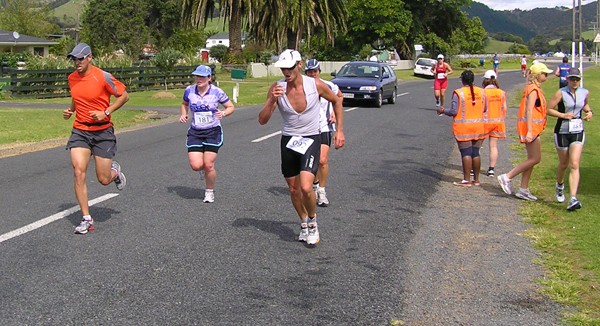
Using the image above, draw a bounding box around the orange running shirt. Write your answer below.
[68,65,126,131]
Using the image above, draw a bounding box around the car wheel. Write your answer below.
[388,87,397,104]
[375,90,383,108]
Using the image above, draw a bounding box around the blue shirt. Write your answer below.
[183,84,230,130]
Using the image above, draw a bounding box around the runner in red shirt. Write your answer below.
[431,54,453,109]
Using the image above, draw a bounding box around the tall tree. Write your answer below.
[181,0,253,57]
[0,0,60,38]
[250,0,347,51]
[81,0,150,56]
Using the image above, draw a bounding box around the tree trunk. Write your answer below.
[228,1,243,56]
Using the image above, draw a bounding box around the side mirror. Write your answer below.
[331,71,337,77]
[383,72,390,78]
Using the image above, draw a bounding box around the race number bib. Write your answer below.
[437,73,446,79]
[568,118,583,133]
[286,136,314,155]
[193,111,214,126]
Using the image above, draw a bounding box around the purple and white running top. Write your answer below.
[183,84,230,130]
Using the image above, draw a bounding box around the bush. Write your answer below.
[209,45,229,63]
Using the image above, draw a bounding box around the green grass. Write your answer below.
[0,108,159,145]
[512,67,600,324]
[484,38,516,54]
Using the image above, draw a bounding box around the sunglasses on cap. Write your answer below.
[568,77,581,81]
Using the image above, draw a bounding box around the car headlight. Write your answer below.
[359,86,377,91]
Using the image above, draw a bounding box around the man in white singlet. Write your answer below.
[258,50,345,245]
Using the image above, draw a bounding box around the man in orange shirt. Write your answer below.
[62,43,129,234]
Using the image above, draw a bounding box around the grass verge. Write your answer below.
[507,66,600,324]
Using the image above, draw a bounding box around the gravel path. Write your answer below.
[400,135,562,325]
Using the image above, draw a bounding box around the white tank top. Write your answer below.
[276,75,321,136]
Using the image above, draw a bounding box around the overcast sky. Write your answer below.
[474,0,578,11]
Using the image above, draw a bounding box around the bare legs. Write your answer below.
[506,138,542,189]
[188,151,218,189]
[556,144,583,198]
[70,147,117,216]
[286,171,317,221]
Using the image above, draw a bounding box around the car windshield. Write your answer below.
[338,64,380,78]
[416,59,435,67]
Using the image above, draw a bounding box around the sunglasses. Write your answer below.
[568,77,581,82]
[281,63,298,71]
[71,55,89,62]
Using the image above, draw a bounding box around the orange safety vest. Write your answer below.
[452,86,486,141]
[484,87,507,138]
[517,83,547,143]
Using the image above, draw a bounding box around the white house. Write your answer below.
[205,32,247,48]
[0,30,58,56]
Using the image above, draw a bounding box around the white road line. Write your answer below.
[251,131,281,143]
[398,92,409,96]
[0,193,119,244]
[345,106,360,112]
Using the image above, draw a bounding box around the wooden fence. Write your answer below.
[0,65,199,99]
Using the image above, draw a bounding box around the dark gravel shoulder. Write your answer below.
[400,126,562,324]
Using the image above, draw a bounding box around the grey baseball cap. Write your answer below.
[67,43,92,59]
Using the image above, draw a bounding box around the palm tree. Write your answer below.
[250,0,347,51]
[181,0,254,57]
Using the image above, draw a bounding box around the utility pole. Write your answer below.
[572,0,584,85]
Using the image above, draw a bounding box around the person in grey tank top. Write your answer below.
[259,50,346,245]
[546,67,594,211]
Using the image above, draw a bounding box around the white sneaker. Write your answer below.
[567,197,582,211]
[307,219,320,245]
[74,217,94,234]
[515,188,538,201]
[317,187,329,207]
[203,190,214,203]
[497,174,512,195]
[555,183,565,203]
[298,223,308,242]
[111,161,126,191]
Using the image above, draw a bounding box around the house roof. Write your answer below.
[206,32,248,40]
[0,30,58,46]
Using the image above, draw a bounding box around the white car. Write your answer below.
[413,58,437,78]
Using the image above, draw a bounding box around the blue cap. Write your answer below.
[192,65,212,77]
[67,43,92,59]
[305,59,320,71]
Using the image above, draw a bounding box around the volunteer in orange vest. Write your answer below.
[437,70,486,186]
[481,70,507,177]
[497,62,553,201]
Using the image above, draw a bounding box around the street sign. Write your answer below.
[594,33,600,43]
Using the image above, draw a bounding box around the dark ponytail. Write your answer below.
[461,70,476,105]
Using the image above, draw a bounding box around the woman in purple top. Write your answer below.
[179,65,235,203]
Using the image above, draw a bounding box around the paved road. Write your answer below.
[0,72,560,324]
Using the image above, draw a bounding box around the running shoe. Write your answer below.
[111,161,126,191]
[453,180,472,187]
[317,188,329,207]
[74,218,94,234]
[567,197,582,211]
[298,223,308,242]
[472,180,481,186]
[307,219,320,245]
[487,168,495,177]
[515,188,538,201]
[470,169,474,177]
[497,174,512,195]
[203,190,214,203]
[555,183,565,203]
[435,99,441,107]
